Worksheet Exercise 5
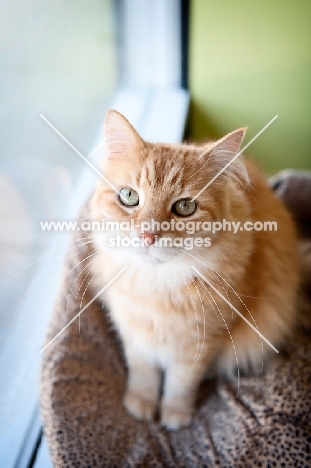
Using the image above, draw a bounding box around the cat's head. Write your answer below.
[90,110,249,266]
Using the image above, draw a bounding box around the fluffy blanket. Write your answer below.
[40,170,311,467]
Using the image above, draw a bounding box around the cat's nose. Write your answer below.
[140,230,157,246]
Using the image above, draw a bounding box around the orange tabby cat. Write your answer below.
[89,110,299,430]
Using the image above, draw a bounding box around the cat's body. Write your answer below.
[89,110,299,430]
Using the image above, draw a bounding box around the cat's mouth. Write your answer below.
[130,244,171,264]
[96,231,179,264]
[103,231,176,264]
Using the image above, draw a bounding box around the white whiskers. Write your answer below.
[13,238,93,317]
[178,258,206,373]
[175,259,201,373]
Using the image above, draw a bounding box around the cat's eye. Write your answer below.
[172,198,197,217]
[118,187,139,206]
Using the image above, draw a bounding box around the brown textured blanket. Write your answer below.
[40,170,311,467]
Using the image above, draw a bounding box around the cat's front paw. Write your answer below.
[161,405,193,430]
[123,391,157,422]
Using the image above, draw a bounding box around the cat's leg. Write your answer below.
[123,352,161,422]
[161,360,206,430]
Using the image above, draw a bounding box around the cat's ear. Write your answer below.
[203,128,249,184]
[104,110,144,159]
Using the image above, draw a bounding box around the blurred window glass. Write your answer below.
[0,0,116,446]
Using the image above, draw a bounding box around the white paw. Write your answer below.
[123,391,157,422]
[161,405,193,430]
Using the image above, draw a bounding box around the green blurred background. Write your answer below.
[189,0,311,173]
